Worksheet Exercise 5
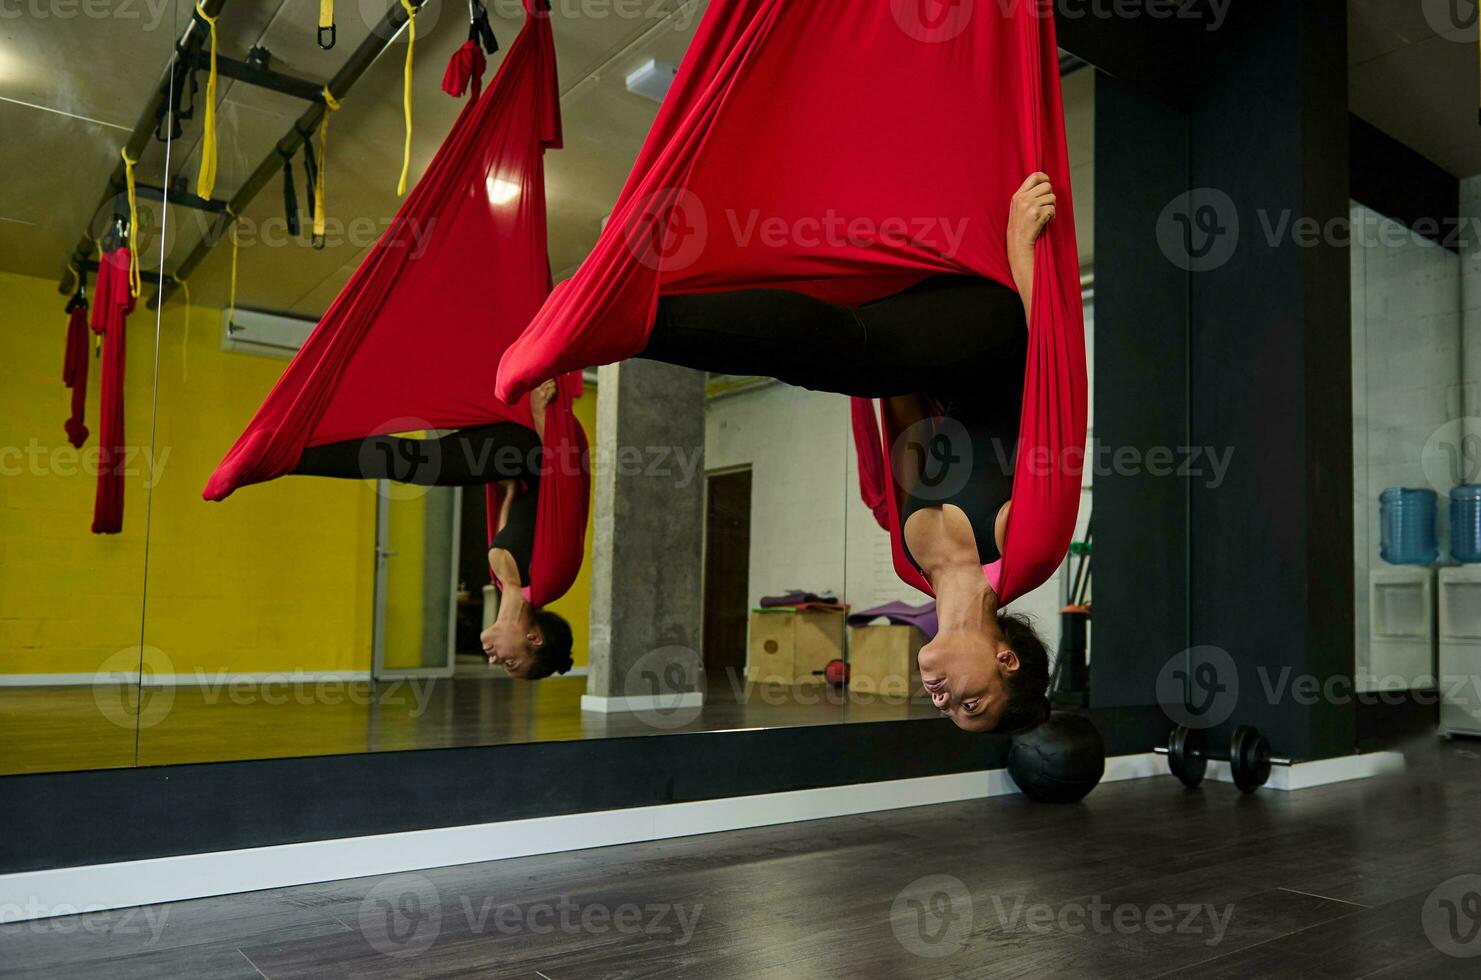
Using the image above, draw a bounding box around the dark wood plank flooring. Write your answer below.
[3,737,1478,979]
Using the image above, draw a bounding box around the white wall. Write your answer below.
[705,385,852,609]
[1464,178,1481,437]
[1351,202,1465,686]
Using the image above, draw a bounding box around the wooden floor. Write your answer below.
[0,675,940,775]
[5,736,1477,978]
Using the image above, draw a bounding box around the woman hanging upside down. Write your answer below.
[294,380,575,680]
[635,174,1060,733]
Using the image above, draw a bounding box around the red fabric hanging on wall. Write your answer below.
[91,247,134,535]
[203,1,587,606]
[495,0,1086,606]
[62,303,90,449]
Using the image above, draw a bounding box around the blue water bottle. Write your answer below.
[1452,485,1481,564]
[1379,487,1438,565]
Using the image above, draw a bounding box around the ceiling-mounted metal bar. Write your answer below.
[200,52,328,103]
[79,257,179,289]
[56,0,229,294]
[135,183,229,213]
[152,0,434,309]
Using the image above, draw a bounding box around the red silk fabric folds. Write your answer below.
[62,303,90,449]
[203,1,588,606]
[91,247,134,535]
[495,0,1086,605]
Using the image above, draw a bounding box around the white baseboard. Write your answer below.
[0,750,1400,924]
[0,674,123,687]
[0,672,373,687]
[580,692,704,714]
[1102,752,1164,782]
[1201,750,1405,791]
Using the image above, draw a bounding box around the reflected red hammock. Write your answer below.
[91,247,134,535]
[495,0,1086,605]
[203,1,588,606]
[62,301,90,449]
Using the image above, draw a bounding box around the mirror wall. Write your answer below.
[0,0,189,774]
[1,3,1095,775]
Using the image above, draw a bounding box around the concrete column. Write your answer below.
[582,359,707,715]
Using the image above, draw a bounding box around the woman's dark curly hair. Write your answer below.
[528,610,575,680]
[995,612,1051,735]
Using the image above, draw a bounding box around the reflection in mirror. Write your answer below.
[0,4,192,774]
[5,6,1097,774]
[115,4,863,767]
[702,377,937,730]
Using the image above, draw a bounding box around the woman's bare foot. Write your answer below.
[1007,172,1057,318]
[529,378,558,440]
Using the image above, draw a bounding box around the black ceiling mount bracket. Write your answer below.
[57,0,230,293]
[135,183,230,214]
[194,50,326,103]
[150,0,434,310]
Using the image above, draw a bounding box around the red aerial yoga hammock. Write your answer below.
[91,246,134,535]
[496,0,1087,606]
[62,299,90,449]
[202,0,589,606]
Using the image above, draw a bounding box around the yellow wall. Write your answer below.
[143,292,379,676]
[1,271,152,674]
[1,268,594,677]
[1,269,375,676]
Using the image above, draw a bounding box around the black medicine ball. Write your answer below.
[1007,712,1106,804]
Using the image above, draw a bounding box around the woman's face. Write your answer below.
[483,621,542,679]
[918,628,1019,732]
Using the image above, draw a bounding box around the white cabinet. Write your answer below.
[1365,568,1435,691]
[1439,567,1481,737]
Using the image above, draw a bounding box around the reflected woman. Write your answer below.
[294,379,576,680]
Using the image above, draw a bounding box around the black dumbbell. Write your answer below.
[1155,724,1293,793]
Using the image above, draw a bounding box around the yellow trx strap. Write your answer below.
[64,262,79,298]
[195,4,220,199]
[92,238,104,356]
[318,0,336,49]
[397,0,418,196]
[120,148,142,298]
[224,205,239,328]
[314,87,342,245]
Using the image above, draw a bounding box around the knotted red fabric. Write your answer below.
[442,39,487,101]
[91,247,134,535]
[62,303,90,449]
[495,0,1086,605]
[203,1,588,606]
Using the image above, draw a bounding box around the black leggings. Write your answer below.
[295,423,542,583]
[638,274,1027,400]
[640,274,1028,568]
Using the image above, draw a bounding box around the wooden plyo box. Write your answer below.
[747,608,846,685]
[847,624,925,697]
